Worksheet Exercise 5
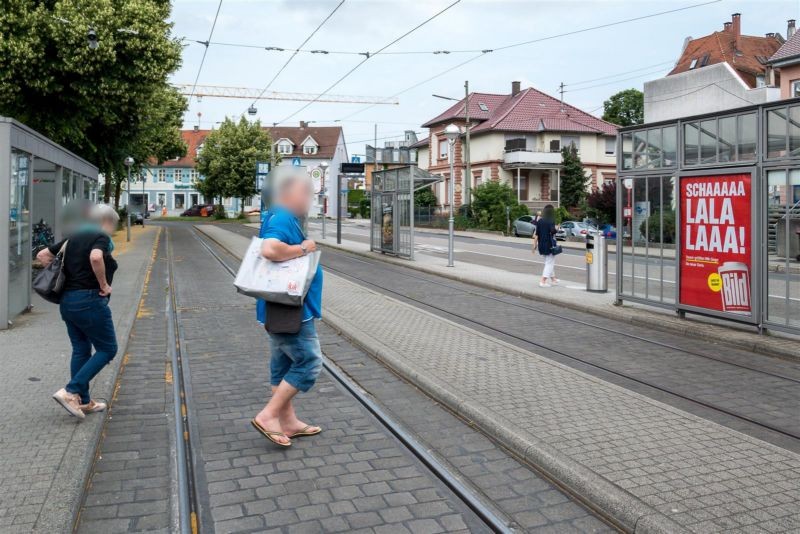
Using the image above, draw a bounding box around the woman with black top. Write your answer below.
[533,204,559,288]
[36,204,119,419]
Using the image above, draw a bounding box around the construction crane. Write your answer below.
[172,84,399,105]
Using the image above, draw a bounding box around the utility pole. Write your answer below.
[558,82,565,111]
[464,80,471,206]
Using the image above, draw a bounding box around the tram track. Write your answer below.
[188,228,516,534]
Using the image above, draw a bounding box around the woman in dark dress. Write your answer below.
[37,204,119,419]
[533,204,559,287]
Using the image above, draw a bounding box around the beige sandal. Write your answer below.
[251,419,291,447]
[288,425,322,438]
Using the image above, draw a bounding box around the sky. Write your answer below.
[169,0,800,157]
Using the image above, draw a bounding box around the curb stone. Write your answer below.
[316,242,799,363]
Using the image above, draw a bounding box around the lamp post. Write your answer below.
[444,124,460,267]
[141,171,146,227]
[320,161,329,240]
[124,156,134,242]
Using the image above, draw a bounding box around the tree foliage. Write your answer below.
[587,181,616,224]
[601,88,644,127]
[414,187,437,207]
[195,117,275,214]
[0,0,186,204]
[470,181,528,232]
[559,144,589,210]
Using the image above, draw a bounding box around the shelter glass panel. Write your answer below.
[718,116,736,163]
[621,133,633,170]
[646,129,661,169]
[790,106,800,156]
[8,149,32,319]
[699,120,717,164]
[737,113,757,161]
[683,123,700,165]
[767,109,787,158]
[633,131,648,169]
[662,126,677,167]
[765,169,800,329]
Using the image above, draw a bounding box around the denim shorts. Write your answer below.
[269,320,323,393]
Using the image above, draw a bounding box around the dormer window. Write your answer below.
[301,136,319,155]
[276,139,293,155]
[478,102,489,112]
[689,58,698,69]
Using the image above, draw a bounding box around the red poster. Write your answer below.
[679,173,752,315]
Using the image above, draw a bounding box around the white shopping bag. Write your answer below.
[233,237,320,306]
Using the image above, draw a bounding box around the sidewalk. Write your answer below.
[301,230,799,361]
[197,223,800,533]
[0,225,159,533]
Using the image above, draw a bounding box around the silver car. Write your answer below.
[559,221,596,238]
[512,215,536,237]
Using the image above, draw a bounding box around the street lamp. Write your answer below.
[319,161,329,240]
[124,156,134,242]
[444,123,460,267]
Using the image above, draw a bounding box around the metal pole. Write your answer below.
[126,166,131,242]
[321,167,326,240]
[141,173,145,227]
[448,140,455,267]
[464,80,471,205]
[337,172,342,245]
[516,168,521,202]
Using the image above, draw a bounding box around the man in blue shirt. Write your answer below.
[252,172,323,447]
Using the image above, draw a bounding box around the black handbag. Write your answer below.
[264,302,304,334]
[551,237,563,256]
[33,241,68,303]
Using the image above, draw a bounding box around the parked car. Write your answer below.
[559,221,597,238]
[600,224,617,239]
[555,227,567,241]
[512,215,537,237]
[181,204,215,217]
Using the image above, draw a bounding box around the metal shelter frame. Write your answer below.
[370,166,442,260]
[616,98,800,335]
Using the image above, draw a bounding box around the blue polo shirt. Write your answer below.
[255,206,323,324]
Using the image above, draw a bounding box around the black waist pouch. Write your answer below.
[265,302,303,334]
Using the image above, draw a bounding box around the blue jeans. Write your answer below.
[269,320,323,393]
[60,290,118,404]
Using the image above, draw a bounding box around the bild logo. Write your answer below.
[718,262,750,314]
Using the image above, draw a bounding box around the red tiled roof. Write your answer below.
[422,93,509,127]
[769,30,800,63]
[409,137,429,149]
[464,88,617,136]
[669,30,782,87]
[154,125,344,168]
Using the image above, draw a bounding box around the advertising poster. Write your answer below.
[679,173,752,315]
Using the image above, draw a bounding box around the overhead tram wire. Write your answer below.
[189,0,718,58]
[563,67,674,93]
[275,0,463,125]
[187,0,223,104]
[244,0,346,117]
[563,60,675,87]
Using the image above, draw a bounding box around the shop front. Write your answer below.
[617,101,800,335]
[0,117,99,329]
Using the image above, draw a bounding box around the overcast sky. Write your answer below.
[170,0,799,156]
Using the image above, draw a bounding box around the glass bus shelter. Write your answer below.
[617,100,800,335]
[370,166,441,259]
[0,117,99,329]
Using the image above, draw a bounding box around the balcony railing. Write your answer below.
[503,148,562,166]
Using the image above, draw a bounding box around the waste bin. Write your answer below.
[586,231,608,292]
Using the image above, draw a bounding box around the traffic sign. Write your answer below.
[292,157,302,166]
[351,155,361,163]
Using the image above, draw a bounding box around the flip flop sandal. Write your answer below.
[288,425,322,438]
[251,419,291,447]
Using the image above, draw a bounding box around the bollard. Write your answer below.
[586,230,608,293]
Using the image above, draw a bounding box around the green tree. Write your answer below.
[601,88,644,126]
[560,144,589,210]
[471,181,528,232]
[586,181,616,224]
[0,0,185,204]
[195,117,275,215]
[414,187,437,207]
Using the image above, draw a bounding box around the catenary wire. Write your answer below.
[563,61,675,87]
[564,67,674,93]
[244,0,346,116]
[275,0,463,125]
[187,0,223,104]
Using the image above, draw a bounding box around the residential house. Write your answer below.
[767,20,800,98]
[365,130,419,188]
[417,81,618,211]
[644,13,786,122]
[122,122,347,217]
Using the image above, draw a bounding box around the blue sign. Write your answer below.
[292,157,302,166]
[351,156,361,163]
[256,162,270,175]
[9,208,17,222]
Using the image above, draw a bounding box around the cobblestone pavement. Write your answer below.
[0,226,157,534]
[317,323,612,533]
[320,273,800,533]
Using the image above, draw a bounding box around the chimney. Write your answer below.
[789,19,796,38]
[724,21,732,32]
[193,125,199,131]
[511,81,521,96]
[299,121,307,128]
[766,32,775,38]
[731,13,741,40]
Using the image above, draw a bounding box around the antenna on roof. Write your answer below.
[558,82,565,111]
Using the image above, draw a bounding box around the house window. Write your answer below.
[478,102,489,112]
[689,58,698,69]
[439,137,449,159]
[561,135,580,151]
[190,170,199,182]
[605,137,616,156]
[277,142,293,155]
[756,75,766,88]
[792,80,800,97]
[174,169,183,183]
[158,169,166,182]
[303,143,318,155]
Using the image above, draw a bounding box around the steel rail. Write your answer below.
[165,229,201,534]
[317,255,800,443]
[190,229,516,534]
